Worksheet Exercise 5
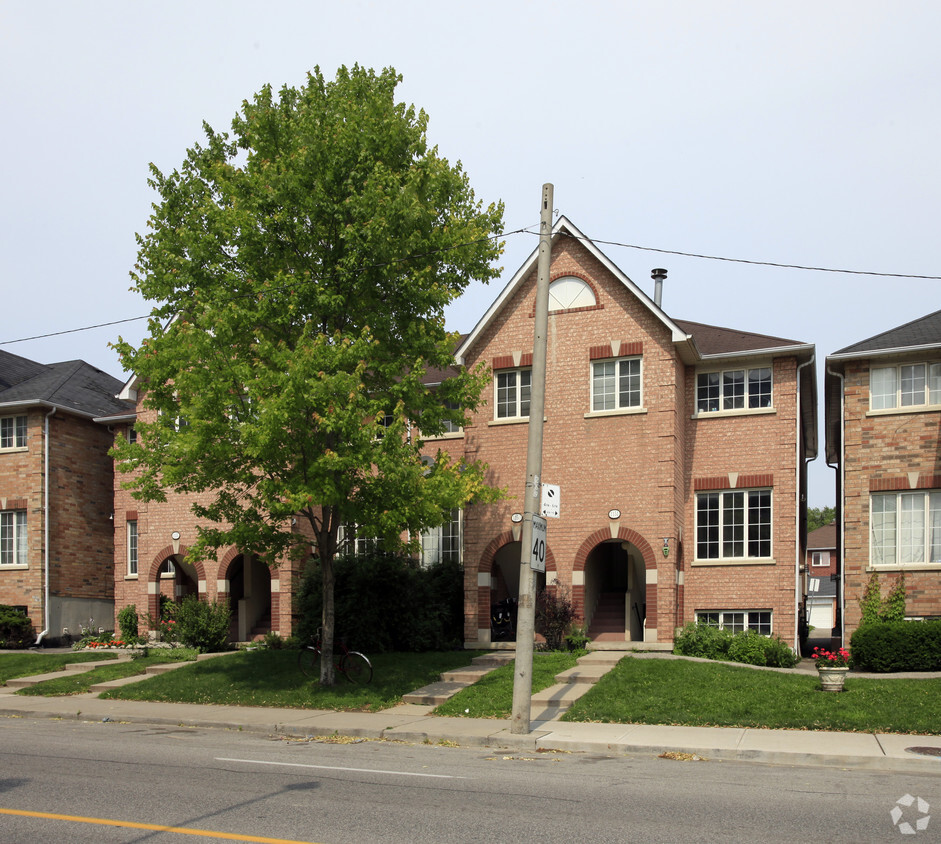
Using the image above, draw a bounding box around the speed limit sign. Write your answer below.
[530,515,547,572]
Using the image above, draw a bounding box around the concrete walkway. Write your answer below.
[1,649,940,774]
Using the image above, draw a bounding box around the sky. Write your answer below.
[2,1,939,508]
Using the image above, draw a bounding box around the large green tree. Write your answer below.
[113,66,504,683]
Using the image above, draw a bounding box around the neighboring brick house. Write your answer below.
[803,522,838,643]
[107,375,307,642]
[425,217,817,649]
[824,309,941,641]
[0,349,131,642]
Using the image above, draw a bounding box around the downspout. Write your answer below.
[826,364,846,647]
[795,355,814,653]
[35,407,56,645]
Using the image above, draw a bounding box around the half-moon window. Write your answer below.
[548,276,596,312]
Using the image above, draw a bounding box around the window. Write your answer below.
[0,510,27,566]
[338,524,381,556]
[495,369,531,419]
[421,509,462,567]
[871,491,941,566]
[696,489,772,559]
[126,425,137,444]
[871,362,941,410]
[548,276,596,311]
[159,559,175,578]
[127,521,138,576]
[0,415,27,449]
[696,367,772,413]
[696,610,772,635]
[591,357,641,411]
[811,551,828,567]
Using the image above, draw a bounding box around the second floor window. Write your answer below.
[697,367,772,413]
[871,490,941,565]
[591,357,641,411]
[696,489,772,560]
[496,368,531,419]
[0,415,27,449]
[421,509,462,567]
[127,521,138,576]
[811,551,828,567]
[871,362,941,410]
[0,510,27,566]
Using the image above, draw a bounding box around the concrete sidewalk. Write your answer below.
[1,653,940,773]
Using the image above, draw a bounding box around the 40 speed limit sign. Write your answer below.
[530,515,547,572]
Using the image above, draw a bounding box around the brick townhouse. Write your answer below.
[824,309,941,640]
[424,217,817,649]
[0,349,131,642]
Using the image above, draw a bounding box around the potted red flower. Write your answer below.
[812,646,850,691]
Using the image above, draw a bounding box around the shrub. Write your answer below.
[564,624,591,652]
[117,604,139,642]
[850,620,941,672]
[674,622,797,668]
[296,550,464,653]
[0,605,34,649]
[673,621,733,661]
[536,585,576,651]
[858,572,907,626]
[174,595,231,653]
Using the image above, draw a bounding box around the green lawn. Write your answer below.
[562,656,941,734]
[433,652,579,718]
[0,651,118,685]
[101,649,482,712]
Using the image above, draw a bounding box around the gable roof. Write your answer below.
[829,308,941,359]
[673,319,810,359]
[807,522,836,550]
[0,349,131,419]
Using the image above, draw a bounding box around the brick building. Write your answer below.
[802,522,838,647]
[427,218,817,649]
[0,349,131,642]
[824,309,941,640]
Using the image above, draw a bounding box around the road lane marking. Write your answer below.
[0,807,320,843]
[216,756,467,779]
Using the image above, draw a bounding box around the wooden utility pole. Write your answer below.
[510,183,553,735]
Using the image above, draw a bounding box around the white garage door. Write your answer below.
[807,598,834,630]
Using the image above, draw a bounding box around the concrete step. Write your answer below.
[402,680,469,706]
[471,652,515,667]
[554,664,613,684]
[440,665,496,683]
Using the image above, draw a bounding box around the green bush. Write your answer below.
[0,605,34,649]
[117,604,139,642]
[296,550,464,653]
[858,572,907,626]
[850,620,941,672]
[173,595,231,653]
[536,586,576,651]
[674,622,797,668]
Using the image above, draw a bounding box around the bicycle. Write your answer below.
[298,631,373,684]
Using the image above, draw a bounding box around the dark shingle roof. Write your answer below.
[673,319,807,356]
[0,349,131,418]
[807,522,836,550]
[832,309,941,356]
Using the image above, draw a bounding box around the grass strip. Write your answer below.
[562,656,941,734]
[101,650,483,712]
[433,652,579,718]
[0,652,118,685]
[16,651,198,696]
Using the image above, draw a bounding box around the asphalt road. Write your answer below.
[0,717,936,843]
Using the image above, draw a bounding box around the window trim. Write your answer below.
[420,508,463,568]
[869,361,941,413]
[694,488,774,564]
[127,520,138,578]
[0,415,28,451]
[695,609,773,635]
[0,509,28,568]
[869,490,941,570]
[493,367,532,421]
[694,365,774,417]
[810,551,829,567]
[589,355,643,414]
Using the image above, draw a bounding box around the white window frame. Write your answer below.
[0,415,27,450]
[811,550,829,567]
[870,362,941,411]
[696,366,773,414]
[591,356,642,412]
[696,610,772,635]
[495,368,531,420]
[870,490,941,568]
[420,509,462,567]
[127,520,138,577]
[0,510,27,567]
[338,524,381,556]
[695,488,773,561]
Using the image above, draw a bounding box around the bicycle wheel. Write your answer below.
[340,651,373,684]
[298,646,320,679]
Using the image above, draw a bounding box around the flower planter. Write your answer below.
[817,665,848,692]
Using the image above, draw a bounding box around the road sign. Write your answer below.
[541,483,560,518]
[530,515,547,572]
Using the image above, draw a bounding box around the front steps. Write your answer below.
[401,652,514,705]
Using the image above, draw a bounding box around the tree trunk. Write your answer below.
[320,554,336,685]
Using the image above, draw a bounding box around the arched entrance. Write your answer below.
[583,540,646,642]
[146,545,205,628]
[478,534,552,644]
[224,553,272,642]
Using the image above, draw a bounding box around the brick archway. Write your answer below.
[572,527,658,639]
[219,547,278,640]
[146,545,207,624]
[475,530,557,634]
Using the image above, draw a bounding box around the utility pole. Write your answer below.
[510,183,553,735]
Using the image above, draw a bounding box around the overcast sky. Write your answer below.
[2,1,939,507]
